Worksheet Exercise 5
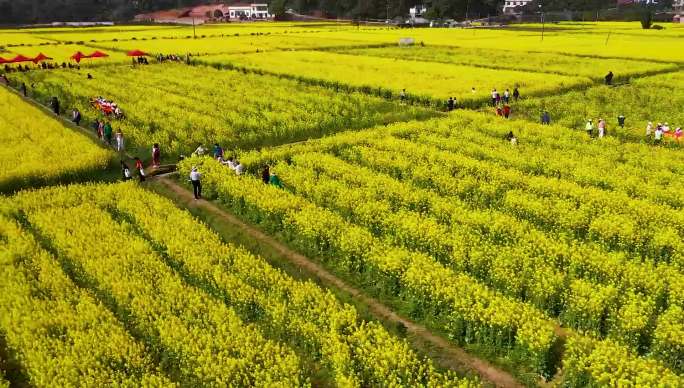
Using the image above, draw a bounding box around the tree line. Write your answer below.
[0,0,674,25]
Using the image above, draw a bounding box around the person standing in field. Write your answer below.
[491,89,498,106]
[513,87,520,101]
[654,125,663,144]
[20,82,27,97]
[605,71,614,85]
[585,119,594,137]
[152,143,161,168]
[213,143,224,160]
[269,171,283,188]
[503,104,511,119]
[598,119,606,138]
[496,106,503,117]
[135,157,145,182]
[646,121,653,138]
[103,121,113,145]
[71,108,81,125]
[190,167,202,200]
[262,165,270,184]
[400,89,407,103]
[92,119,100,138]
[121,161,132,181]
[50,97,60,115]
[115,129,124,152]
[541,111,550,125]
[234,160,245,175]
[617,114,626,128]
[447,97,455,111]
[503,89,510,104]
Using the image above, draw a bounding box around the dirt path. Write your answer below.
[156,177,524,388]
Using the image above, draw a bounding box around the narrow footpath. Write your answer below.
[156,177,524,388]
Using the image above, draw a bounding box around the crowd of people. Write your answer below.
[3,63,82,73]
[491,87,519,119]
[646,122,683,144]
[90,96,124,118]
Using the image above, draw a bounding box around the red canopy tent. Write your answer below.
[71,51,86,63]
[87,50,109,59]
[126,49,148,57]
[9,54,32,63]
[0,57,8,64]
[32,53,53,64]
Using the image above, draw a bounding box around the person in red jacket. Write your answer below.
[503,104,511,119]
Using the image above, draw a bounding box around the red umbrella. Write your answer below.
[9,54,32,63]
[32,53,53,64]
[126,49,148,57]
[71,51,86,63]
[87,50,109,58]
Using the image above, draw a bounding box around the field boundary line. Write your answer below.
[154,176,524,388]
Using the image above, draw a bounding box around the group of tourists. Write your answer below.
[91,118,125,151]
[646,122,683,143]
[186,143,284,200]
[491,87,520,119]
[3,63,82,73]
[121,157,146,182]
[90,96,124,118]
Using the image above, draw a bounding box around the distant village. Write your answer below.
[134,3,272,24]
[133,0,684,25]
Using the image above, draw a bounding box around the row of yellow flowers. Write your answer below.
[13,63,434,156]
[1,183,472,387]
[179,157,558,376]
[0,87,112,193]
[179,155,684,382]
[0,214,173,386]
[264,150,681,355]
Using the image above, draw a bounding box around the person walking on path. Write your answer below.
[190,167,202,200]
[503,89,510,104]
[152,144,161,168]
[503,104,511,119]
[115,129,124,152]
[513,87,520,101]
[71,108,81,126]
[135,157,145,182]
[491,89,499,106]
[50,97,60,115]
[269,171,283,188]
[121,161,132,181]
[585,119,594,137]
[617,114,626,128]
[262,165,270,184]
[20,82,27,97]
[92,119,101,138]
[605,71,614,85]
[103,121,113,145]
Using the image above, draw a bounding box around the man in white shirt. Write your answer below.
[190,167,202,199]
[234,161,245,175]
[193,144,206,157]
[221,156,237,170]
[654,126,663,144]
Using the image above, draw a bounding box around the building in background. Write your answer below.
[134,3,272,23]
[502,0,533,14]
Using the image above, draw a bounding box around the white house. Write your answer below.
[503,0,533,14]
[409,5,427,19]
[227,3,271,20]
